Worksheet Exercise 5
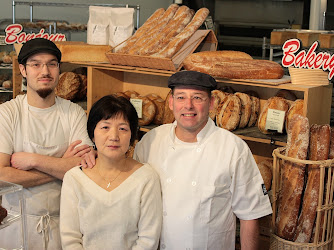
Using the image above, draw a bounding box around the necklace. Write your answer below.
[97,165,122,188]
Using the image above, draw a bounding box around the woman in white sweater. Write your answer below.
[60,95,162,250]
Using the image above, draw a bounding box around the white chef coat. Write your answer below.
[134,118,272,250]
[60,165,162,250]
[0,95,92,250]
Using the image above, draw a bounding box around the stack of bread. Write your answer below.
[55,69,87,101]
[112,91,174,126]
[274,114,334,244]
[114,4,209,58]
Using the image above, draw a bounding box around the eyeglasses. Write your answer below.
[173,95,208,104]
[25,62,59,70]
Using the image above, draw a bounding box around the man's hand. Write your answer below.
[80,149,97,169]
[62,140,91,158]
[11,152,35,171]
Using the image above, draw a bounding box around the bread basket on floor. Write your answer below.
[270,147,334,250]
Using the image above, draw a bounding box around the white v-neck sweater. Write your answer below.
[60,164,162,250]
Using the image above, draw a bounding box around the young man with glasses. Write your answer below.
[134,70,272,250]
[0,38,95,249]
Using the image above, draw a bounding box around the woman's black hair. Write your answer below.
[87,95,138,146]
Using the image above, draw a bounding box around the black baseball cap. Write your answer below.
[18,38,62,64]
[168,71,217,91]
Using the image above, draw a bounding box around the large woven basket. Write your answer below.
[270,147,334,250]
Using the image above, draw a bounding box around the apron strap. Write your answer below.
[36,213,51,250]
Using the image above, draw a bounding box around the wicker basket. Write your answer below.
[270,147,334,250]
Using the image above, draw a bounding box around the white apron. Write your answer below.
[1,98,69,250]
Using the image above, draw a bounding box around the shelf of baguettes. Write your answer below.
[11,58,332,146]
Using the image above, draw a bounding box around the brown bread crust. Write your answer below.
[216,95,241,131]
[209,90,229,121]
[135,96,157,126]
[257,159,273,191]
[146,93,165,125]
[293,124,330,243]
[235,92,252,129]
[285,99,304,132]
[55,72,81,100]
[247,96,260,127]
[153,8,209,58]
[275,114,309,241]
[257,97,290,134]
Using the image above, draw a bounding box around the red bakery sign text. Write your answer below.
[5,24,66,44]
[282,38,334,80]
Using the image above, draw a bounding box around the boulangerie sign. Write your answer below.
[4,24,66,44]
[282,38,334,80]
[87,6,134,47]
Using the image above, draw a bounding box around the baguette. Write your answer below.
[139,6,194,56]
[294,124,330,243]
[275,114,309,241]
[127,4,179,55]
[285,99,304,132]
[153,7,209,58]
[115,8,165,53]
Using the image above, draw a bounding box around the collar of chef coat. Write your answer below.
[169,118,216,145]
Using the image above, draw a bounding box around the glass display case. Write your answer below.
[0,180,27,250]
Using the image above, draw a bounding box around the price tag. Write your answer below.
[130,98,143,118]
[265,108,286,133]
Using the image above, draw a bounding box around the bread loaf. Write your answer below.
[138,6,194,56]
[257,97,289,134]
[275,89,297,101]
[146,93,165,125]
[293,124,330,243]
[75,74,87,100]
[257,159,273,191]
[134,96,157,126]
[115,8,165,53]
[235,92,252,129]
[163,90,175,124]
[153,7,209,58]
[55,72,81,100]
[209,90,229,121]
[183,51,284,79]
[216,95,241,131]
[248,96,260,127]
[285,99,304,132]
[127,4,179,55]
[124,90,139,99]
[275,114,309,241]
[329,127,334,159]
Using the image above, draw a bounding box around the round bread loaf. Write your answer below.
[257,96,290,134]
[75,74,87,100]
[2,55,12,64]
[146,93,165,125]
[275,89,297,101]
[113,92,129,100]
[135,96,157,126]
[248,96,260,127]
[209,90,229,121]
[162,90,175,124]
[285,99,304,132]
[124,90,139,99]
[216,95,241,131]
[235,92,252,129]
[55,72,81,100]
[257,159,273,191]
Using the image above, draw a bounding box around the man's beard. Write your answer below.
[36,88,53,99]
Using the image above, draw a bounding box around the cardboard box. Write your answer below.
[14,41,112,63]
[270,30,297,45]
[296,32,320,47]
[319,33,334,48]
[106,29,218,71]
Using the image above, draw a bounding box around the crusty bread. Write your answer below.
[123,90,139,99]
[235,92,252,129]
[209,90,229,121]
[146,93,165,125]
[183,52,284,79]
[55,72,81,100]
[162,90,175,124]
[135,96,157,126]
[275,89,297,101]
[275,114,309,241]
[257,159,273,191]
[113,92,129,100]
[329,127,334,159]
[294,124,330,243]
[216,95,241,131]
[285,99,304,132]
[257,97,290,134]
[248,96,260,127]
[153,7,209,58]
[75,74,87,100]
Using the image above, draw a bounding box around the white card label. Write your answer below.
[265,108,286,133]
[130,98,143,118]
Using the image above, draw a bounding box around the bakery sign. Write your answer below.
[4,24,66,44]
[282,38,334,80]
